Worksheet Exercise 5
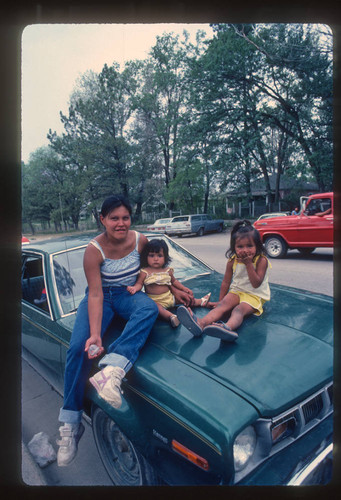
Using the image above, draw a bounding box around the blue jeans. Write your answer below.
[59,287,158,424]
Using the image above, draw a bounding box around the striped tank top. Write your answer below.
[89,231,141,287]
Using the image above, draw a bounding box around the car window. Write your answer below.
[22,254,50,314]
[305,198,331,215]
[172,216,188,222]
[191,215,201,221]
[52,247,87,315]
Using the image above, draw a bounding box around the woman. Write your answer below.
[57,194,193,467]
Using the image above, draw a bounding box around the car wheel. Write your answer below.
[265,236,288,258]
[217,224,223,233]
[197,227,204,237]
[91,406,160,485]
[298,248,315,256]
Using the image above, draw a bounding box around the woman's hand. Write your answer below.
[84,336,105,359]
[172,287,194,307]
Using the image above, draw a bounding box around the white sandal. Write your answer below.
[200,292,211,307]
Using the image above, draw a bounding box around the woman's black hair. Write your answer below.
[225,220,266,259]
[140,239,172,268]
[100,194,132,217]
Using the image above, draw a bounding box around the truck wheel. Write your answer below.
[197,227,204,237]
[91,406,161,485]
[265,236,288,258]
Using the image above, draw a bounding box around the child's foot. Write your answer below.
[203,322,238,342]
[177,306,203,337]
[170,315,180,328]
[200,292,211,307]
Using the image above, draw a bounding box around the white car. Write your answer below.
[146,218,173,233]
[256,212,290,221]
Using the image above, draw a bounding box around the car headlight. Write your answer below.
[233,425,257,472]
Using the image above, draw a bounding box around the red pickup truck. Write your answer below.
[253,192,333,258]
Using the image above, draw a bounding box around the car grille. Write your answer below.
[270,382,333,448]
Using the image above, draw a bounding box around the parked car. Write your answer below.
[166,214,224,237]
[146,218,172,233]
[22,236,30,244]
[254,192,333,258]
[256,212,290,221]
[21,233,333,485]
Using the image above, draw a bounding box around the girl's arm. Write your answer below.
[243,255,268,288]
[127,271,146,295]
[169,270,195,306]
[219,259,233,300]
[83,244,106,358]
[169,269,192,295]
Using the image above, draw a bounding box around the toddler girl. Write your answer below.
[177,220,271,341]
[128,239,212,327]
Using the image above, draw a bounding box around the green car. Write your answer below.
[21,233,333,485]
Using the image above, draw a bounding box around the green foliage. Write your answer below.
[23,25,333,231]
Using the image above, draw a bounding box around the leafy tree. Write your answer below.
[48,62,137,223]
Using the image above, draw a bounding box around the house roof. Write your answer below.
[226,174,318,197]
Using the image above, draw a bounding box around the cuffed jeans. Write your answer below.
[59,286,158,424]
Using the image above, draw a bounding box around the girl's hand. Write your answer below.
[127,285,136,295]
[84,337,104,359]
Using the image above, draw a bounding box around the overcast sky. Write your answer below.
[21,23,214,163]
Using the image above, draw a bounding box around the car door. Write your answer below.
[297,196,333,245]
[21,252,64,388]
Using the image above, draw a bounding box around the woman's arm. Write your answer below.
[83,244,105,358]
[219,260,233,300]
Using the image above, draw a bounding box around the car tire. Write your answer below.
[298,248,315,256]
[197,227,204,237]
[265,236,288,258]
[91,406,161,486]
[217,224,223,233]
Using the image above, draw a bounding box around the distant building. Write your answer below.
[224,174,319,217]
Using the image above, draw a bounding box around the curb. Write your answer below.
[21,441,47,486]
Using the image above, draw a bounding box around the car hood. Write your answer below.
[254,215,299,227]
[143,278,333,417]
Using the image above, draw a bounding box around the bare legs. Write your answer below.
[196,292,255,330]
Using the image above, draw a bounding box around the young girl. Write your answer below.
[177,220,271,341]
[127,239,212,328]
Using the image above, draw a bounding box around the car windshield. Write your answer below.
[52,247,87,315]
[52,236,212,316]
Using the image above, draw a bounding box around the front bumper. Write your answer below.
[287,442,333,485]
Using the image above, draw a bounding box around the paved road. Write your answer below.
[169,231,334,297]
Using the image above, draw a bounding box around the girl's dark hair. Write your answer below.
[100,194,132,217]
[140,239,172,268]
[225,220,266,259]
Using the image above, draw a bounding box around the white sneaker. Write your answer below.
[89,366,125,408]
[56,422,85,467]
